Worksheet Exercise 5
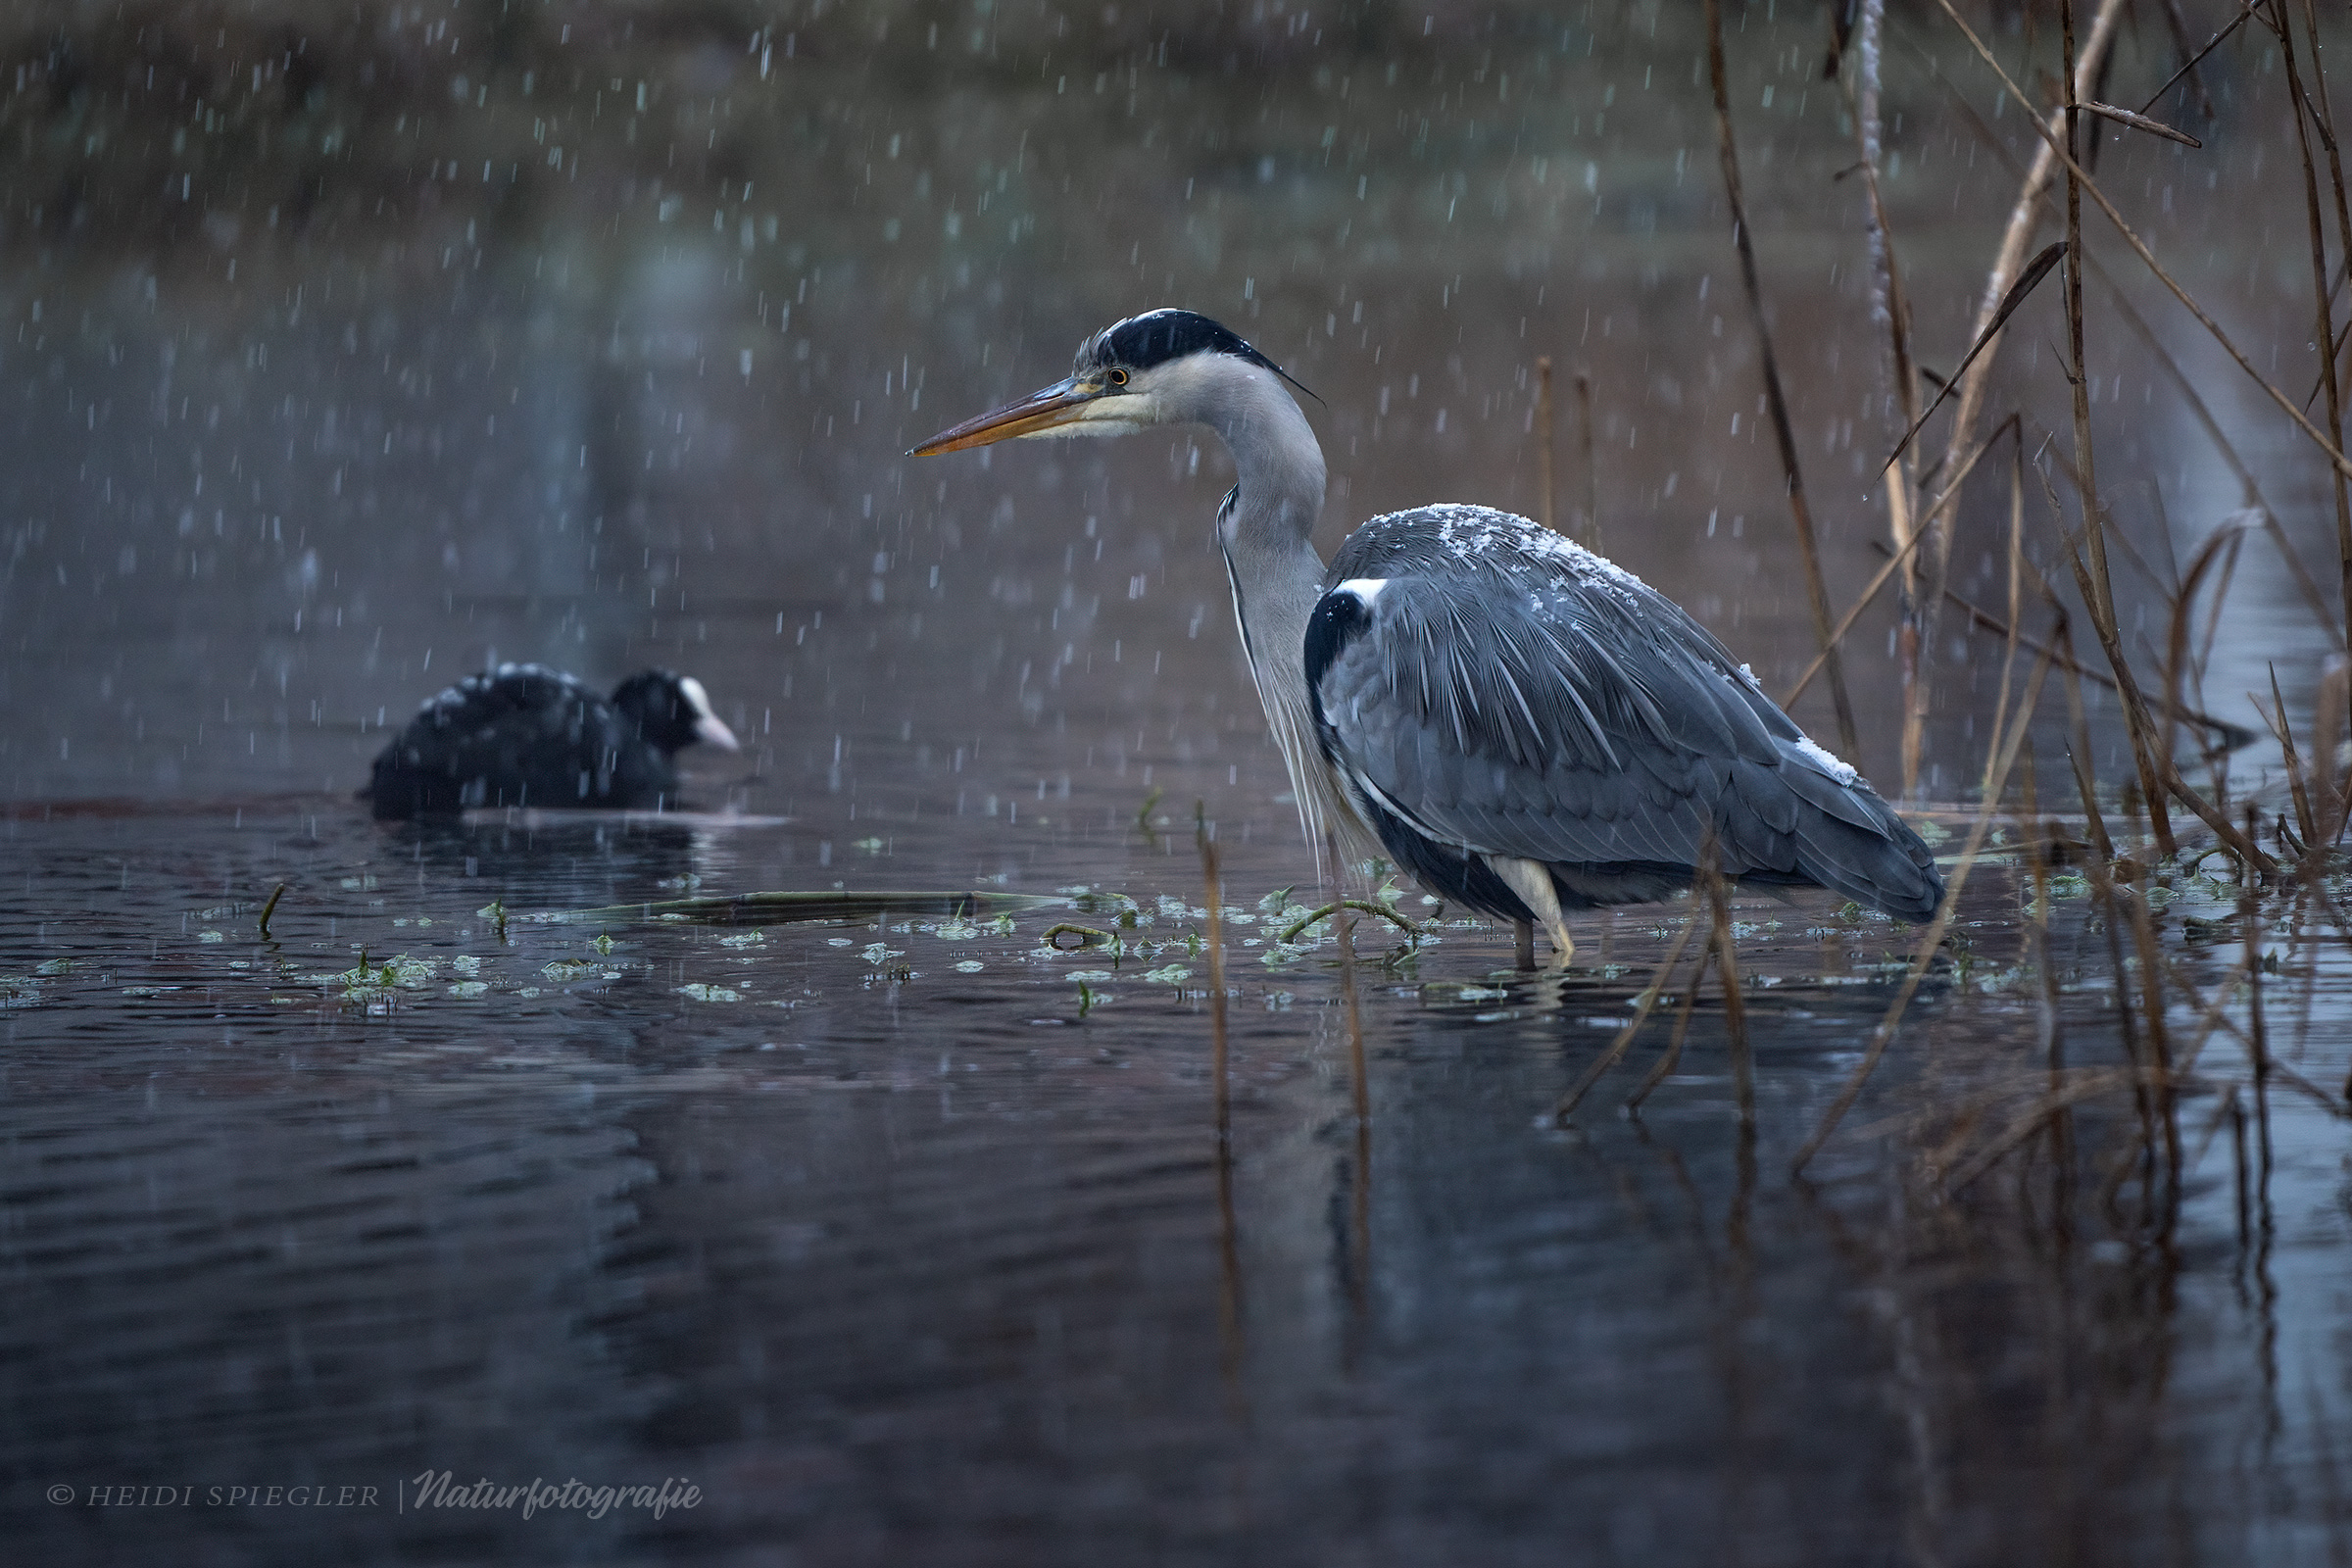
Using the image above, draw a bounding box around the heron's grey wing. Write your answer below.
[1305,560,1940,918]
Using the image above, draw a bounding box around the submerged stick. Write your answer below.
[1278,899,1419,945]
[257,882,286,939]
[1704,0,1859,763]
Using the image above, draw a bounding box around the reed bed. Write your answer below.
[1506,0,2352,1242]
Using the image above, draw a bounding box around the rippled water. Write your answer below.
[5,791,2347,1563]
[4,4,2351,1563]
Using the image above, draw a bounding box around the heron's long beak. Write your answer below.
[910,376,1102,455]
[695,713,741,752]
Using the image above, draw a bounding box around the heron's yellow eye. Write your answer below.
[1107,368,1129,387]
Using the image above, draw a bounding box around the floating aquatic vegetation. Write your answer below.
[541,889,1062,928]
[677,984,741,1003]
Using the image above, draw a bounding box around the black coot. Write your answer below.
[365,663,740,819]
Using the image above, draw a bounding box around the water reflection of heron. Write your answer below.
[916,310,1939,966]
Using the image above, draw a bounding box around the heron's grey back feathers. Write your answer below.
[1308,506,1942,921]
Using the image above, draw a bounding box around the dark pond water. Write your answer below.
[3,4,2350,1563]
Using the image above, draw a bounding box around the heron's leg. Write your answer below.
[1513,919,1535,969]
[1487,856,1575,969]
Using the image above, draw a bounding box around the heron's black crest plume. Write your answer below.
[1082,308,1324,407]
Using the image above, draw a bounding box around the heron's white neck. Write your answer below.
[1158,355,1362,868]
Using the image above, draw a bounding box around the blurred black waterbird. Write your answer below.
[365,664,739,819]
[914,309,1941,964]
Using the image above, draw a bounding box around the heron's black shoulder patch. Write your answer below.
[1085,309,1280,374]
[1302,584,1377,714]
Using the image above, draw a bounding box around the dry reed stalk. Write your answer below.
[1554,910,1701,1121]
[1702,853,1753,1129]
[2079,101,2201,146]
[1933,0,2352,486]
[2083,254,2346,645]
[2257,665,2319,848]
[1848,0,1928,791]
[1785,415,2017,709]
[1983,437,2029,800]
[1337,911,1369,1128]
[1917,0,2126,733]
[1903,22,2349,647]
[1943,1066,2168,1194]
[2048,610,2168,1217]
[1864,536,2245,746]
[1200,836,1231,1144]
[1943,906,2262,1200]
[1790,641,2056,1174]
[1703,0,1859,763]
[2155,0,2218,119]
[2057,0,2178,861]
[2017,755,2073,1178]
[2243,833,2277,1220]
[1574,371,1600,553]
[2140,0,2262,117]
[1337,911,1372,1319]
[2035,463,2271,868]
[1536,357,1556,535]
[2117,834,2183,1214]
[2274,0,2352,656]
[2313,658,2351,844]
[2161,529,2242,792]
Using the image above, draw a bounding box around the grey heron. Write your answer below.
[914,309,1940,966]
